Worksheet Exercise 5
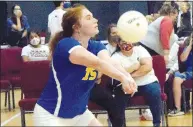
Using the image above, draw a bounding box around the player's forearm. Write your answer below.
[112,62,133,79]
[96,60,126,83]
[131,65,151,78]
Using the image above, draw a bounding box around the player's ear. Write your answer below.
[72,24,80,34]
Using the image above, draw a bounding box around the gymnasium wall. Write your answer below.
[6,1,148,40]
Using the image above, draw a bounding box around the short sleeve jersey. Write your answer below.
[37,37,106,118]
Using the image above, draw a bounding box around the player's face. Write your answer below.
[79,8,99,37]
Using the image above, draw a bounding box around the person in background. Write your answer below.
[7,4,30,47]
[48,1,71,38]
[166,34,181,80]
[164,34,184,111]
[105,23,120,55]
[21,30,50,62]
[111,39,162,127]
[169,34,192,116]
[177,2,192,37]
[140,4,178,65]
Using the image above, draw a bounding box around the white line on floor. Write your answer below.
[1,112,21,126]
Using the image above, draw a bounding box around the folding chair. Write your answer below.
[19,60,50,127]
[0,49,12,111]
[4,47,23,108]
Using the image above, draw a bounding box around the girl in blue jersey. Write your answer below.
[33,4,137,126]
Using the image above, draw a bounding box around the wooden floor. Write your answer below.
[1,89,192,126]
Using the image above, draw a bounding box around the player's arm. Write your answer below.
[70,47,125,81]
[97,49,137,91]
[130,57,152,78]
[69,47,136,93]
[97,50,134,80]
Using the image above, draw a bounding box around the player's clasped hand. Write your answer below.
[121,76,138,95]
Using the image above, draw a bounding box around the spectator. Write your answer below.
[177,2,192,37]
[168,34,192,116]
[140,4,178,65]
[111,39,162,127]
[48,1,71,38]
[105,23,120,55]
[166,34,181,80]
[7,4,30,47]
[21,30,50,62]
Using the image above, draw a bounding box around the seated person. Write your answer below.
[166,34,181,80]
[168,34,192,116]
[7,4,30,47]
[90,38,162,127]
[21,30,50,62]
[111,39,162,127]
[165,34,186,111]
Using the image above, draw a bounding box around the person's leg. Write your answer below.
[168,71,186,116]
[139,82,161,126]
[109,86,129,127]
[173,77,184,110]
[89,84,128,127]
[173,72,185,110]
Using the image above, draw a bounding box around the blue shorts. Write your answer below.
[174,71,193,80]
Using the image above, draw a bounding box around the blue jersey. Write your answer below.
[37,37,106,118]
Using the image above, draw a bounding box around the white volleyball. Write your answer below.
[117,11,148,43]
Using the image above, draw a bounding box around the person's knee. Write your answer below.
[146,83,161,100]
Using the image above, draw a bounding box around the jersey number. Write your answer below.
[82,67,97,80]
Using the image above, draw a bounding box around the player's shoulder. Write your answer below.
[58,37,80,48]
[59,37,77,43]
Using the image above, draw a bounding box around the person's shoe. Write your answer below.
[168,108,184,117]
[140,109,153,121]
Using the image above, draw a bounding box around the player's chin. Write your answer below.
[91,29,99,37]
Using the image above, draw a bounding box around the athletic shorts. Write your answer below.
[33,104,95,126]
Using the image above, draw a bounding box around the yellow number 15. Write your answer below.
[82,67,97,80]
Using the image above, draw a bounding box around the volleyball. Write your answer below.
[117,11,148,43]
